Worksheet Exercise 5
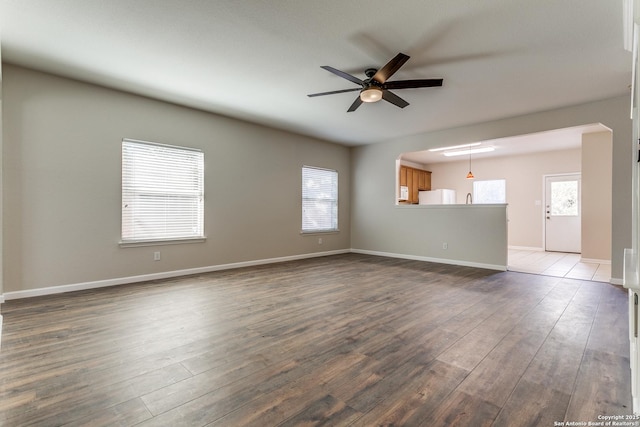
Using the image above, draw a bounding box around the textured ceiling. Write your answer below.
[0,0,632,146]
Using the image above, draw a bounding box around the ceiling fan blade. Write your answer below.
[321,66,364,85]
[372,53,410,83]
[382,90,409,108]
[307,88,362,97]
[347,96,363,112]
[383,79,443,90]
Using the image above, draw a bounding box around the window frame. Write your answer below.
[120,138,205,247]
[301,165,339,234]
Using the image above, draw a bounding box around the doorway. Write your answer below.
[545,173,581,253]
[508,170,610,281]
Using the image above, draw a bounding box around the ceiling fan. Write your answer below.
[307,52,443,112]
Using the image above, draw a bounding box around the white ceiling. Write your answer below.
[0,0,632,147]
[402,123,611,164]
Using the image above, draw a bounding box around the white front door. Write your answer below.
[545,174,581,253]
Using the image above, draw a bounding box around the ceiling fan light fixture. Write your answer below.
[360,87,383,103]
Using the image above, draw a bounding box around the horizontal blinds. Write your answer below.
[302,166,338,232]
[122,139,204,242]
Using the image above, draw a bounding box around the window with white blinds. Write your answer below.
[121,139,204,243]
[302,166,338,233]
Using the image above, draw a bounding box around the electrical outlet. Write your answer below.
[318,237,323,245]
[442,243,448,250]
[154,251,161,261]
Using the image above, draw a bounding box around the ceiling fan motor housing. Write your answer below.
[364,68,378,79]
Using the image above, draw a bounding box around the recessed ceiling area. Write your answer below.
[401,124,612,165]
[0,1,631,146]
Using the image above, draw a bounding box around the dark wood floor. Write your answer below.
[0,254,632,426]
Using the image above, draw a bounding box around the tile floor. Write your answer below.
[508,248,611,282]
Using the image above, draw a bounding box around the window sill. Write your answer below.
[300,230,340,235]
[119,237,206,248]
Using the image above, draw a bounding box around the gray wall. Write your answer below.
[3,65,351,293]
[351,95,632,281]
[1,64,632,295]
[351,203,508,269]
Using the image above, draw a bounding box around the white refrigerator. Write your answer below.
[418,189,456,205]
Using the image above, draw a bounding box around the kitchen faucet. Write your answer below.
[466,193,473,204]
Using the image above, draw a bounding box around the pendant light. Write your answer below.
[466,148,475,179]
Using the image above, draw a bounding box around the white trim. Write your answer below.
[581,257,611,265]
[302,164,336,173]
[1,249,350,301]
[300,230,339,235]
[119,237,206,248]
[123,137,202,153]
[2,249,623,302]
[508,246,544,251]
[624,0,634,52]
[350,249,507,271]
[0,248,506,301]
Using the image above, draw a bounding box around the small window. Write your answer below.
[122,139,204,244]
[302,166,338,233]
[550,180,579,216]
[473,179,506,204]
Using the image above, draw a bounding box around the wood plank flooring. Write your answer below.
[0,253,632,426]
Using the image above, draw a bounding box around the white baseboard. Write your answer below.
[2,248,623,301]
[350,249,507,272]
[508,246,544,251]
[1,249,350,301]
[581,257,611,264]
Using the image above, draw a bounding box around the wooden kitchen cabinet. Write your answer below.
[411,169,420,202]
[399,166,408,186]
[418,170,431,191]
[399,166,431,203]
